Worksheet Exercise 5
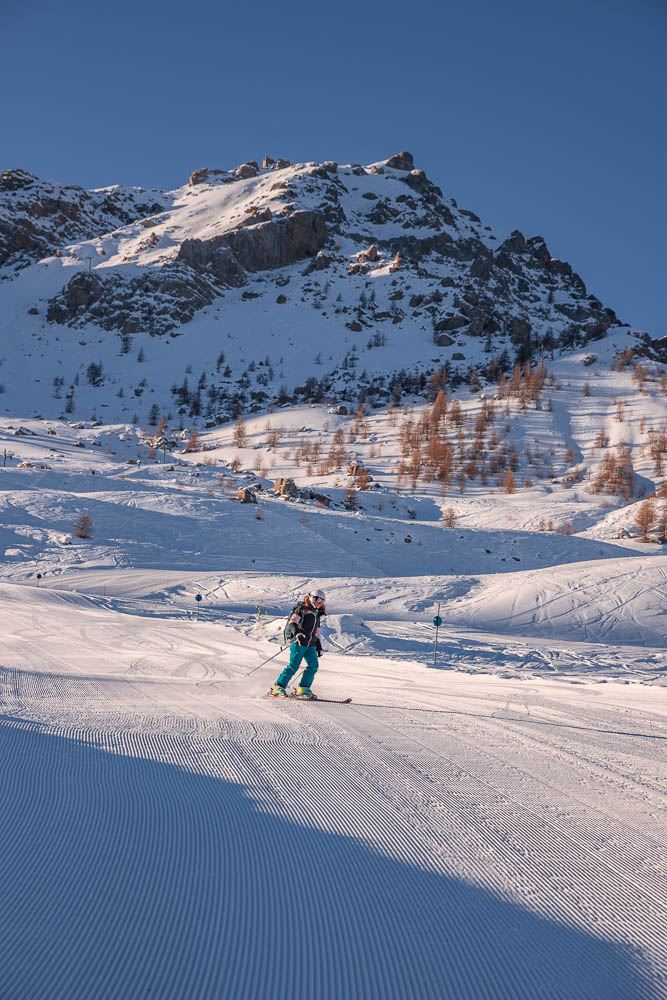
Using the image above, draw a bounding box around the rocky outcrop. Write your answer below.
[358,244,378,263]
[0,168,37,192]
[470,254,493,281]
[402,169,443,200]
[29,151,633,376]
[46,271,103,321]
[237,486,257,503]
[233,161,260,180]
[313,251,331,270]
[0,171,164,271]
[212,210,326,272]
[274,477,298,497]
[189,168,210,186]
[177,239,247,287]
[434,314,468,332]
[46,262,221,335]
[46,206,327,335]
[385,152,414,171]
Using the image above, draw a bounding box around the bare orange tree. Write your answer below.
[635,497,656,542]
[74,513,93,539]
[233,414,247,448]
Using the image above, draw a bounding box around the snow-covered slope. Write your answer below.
[1,152,664,428]
[1,152,666,1000]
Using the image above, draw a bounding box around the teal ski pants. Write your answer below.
[275,643,319,689]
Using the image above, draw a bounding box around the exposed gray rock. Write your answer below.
[404,170,430,195]
[470,254,493,281]
[0,168,37,192]
[46,261,223,335]
[233,161,260,179]
[176,210,326,291]
[274,477,298,497]
[218,210,326,271]
[314,251,331,270]
[434,333,455,346]
[0,173,164,271]
[466,309,497,337]
[499,230,527,255]
[189,168,210,186]
[300,489,331,505]
[358,244,378,263]
[434,314,468,332]
[178,239,246,286]
[237,486,257,503]
[47,271,103,322]
[386,152,414,171]
[508,316,532,340]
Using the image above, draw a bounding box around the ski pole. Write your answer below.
[244,644,287,678]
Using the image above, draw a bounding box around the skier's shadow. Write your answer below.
[0,714,655,1000]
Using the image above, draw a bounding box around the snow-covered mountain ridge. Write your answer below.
[1,151,664,427]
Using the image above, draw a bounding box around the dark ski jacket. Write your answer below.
[285,598,325,652]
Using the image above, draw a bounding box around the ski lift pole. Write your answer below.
[433,602,442,668]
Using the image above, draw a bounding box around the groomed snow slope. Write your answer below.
[1,581,666,1000]
[1,367,666,998]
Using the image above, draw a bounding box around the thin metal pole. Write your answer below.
[244,645,286,678]
[433,602,441,668]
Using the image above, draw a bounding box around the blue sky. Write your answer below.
[2,0,665,336]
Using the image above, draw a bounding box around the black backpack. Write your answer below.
[283,602,303,645]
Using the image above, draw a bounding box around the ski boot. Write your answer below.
[269,684,288,698]
[295,686,316,700]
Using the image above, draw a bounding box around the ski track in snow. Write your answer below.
[1,378,666,997]
[1,618,666,999]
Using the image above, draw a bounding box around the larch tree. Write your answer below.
[635,497,656,542]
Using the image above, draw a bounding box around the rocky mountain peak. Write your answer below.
[0,151,661,424]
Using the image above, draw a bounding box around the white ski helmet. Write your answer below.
[310,588,326,602]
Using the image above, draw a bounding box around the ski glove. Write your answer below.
[296,634,306,645]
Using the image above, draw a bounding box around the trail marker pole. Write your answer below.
[36,573,42,587]
[433,602,442,668]
[195,593,202,620]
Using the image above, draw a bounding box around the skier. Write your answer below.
[270,589,326,699]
